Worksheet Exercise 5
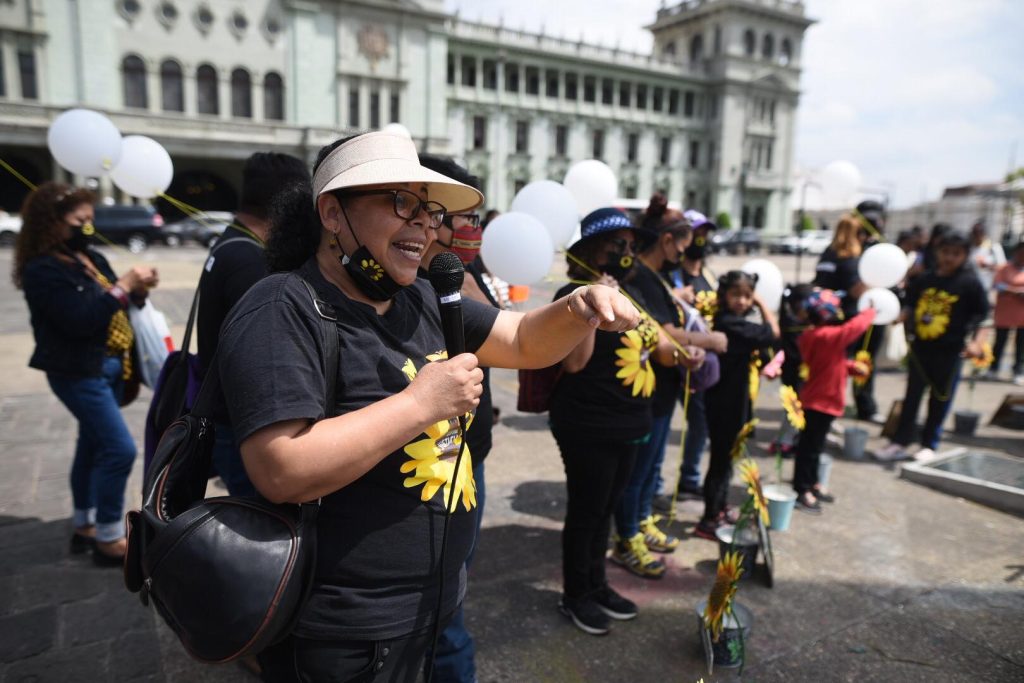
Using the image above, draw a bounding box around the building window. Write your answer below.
[742,205,750,226]
[514,179,527,195]
[780,39,793,66]
[710,93,719,119]
[505,63,520,93]
[601,79,613,105]
[525,66,539,95]
[663,41,676,58]
[689,140,700,169]
[389,92,400,123]
[472,116,486,150]
[660,136,671,166]
[546,70,559,98]
[669,89,679,114]
[636,84,647,110]
[762,34,775,60]
[348,83,360,127]
[769,100,776,124]
[708,141,715,169]
[231,68,252,117]
[515,120,529,153]
[624,183,638,199]
[626,133,639,163]
[160,60,184,112]
[0,49,5,97]
[196,64,218,114]
[122,54,147,108]
[744,29,756,56]
[483,59,497,89]
[555,124,568,156]
[461,56,476,86]
[369,90,380,129]
[714,25,722,54]
[753,206,764,228]
[565,73,578,100]
[689,34,704,63]
[684,90,694,117]
[447,54,455,85]
[687,190,697,209]
[592,129,605,160]
[583,76,596,103]
[18,49,38,101]
[619,81,630,107]
[264,72,284,120]
[653,86,664,112]
[765,141,773,170]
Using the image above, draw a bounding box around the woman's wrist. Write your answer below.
[107,285,129,308]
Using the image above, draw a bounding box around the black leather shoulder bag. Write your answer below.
[124,276,338,664]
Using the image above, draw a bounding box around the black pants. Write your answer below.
[702,402,746,523]
[893,347,962,450]
[851,324,886,419]
[793,409,833,495]
[552,427,638,598]
[993,327,1024,375]
[258,629,436,683]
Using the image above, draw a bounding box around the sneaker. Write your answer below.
[593,584,638,621]
[812,487,836,503]
[651,494,673,513]
[913,447,936,462]
[1014,374,1024,387]
[873,443,911,462]
[678,482,703,499]
[693,517,720,541]
[559,594,611,635]
[610,533,667,579]
[640,516,679,553]
[794,491,822,515]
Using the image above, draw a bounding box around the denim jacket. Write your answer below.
[22,249,123,377]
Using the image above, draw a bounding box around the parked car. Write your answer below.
[768,229,833,255]
[162,211,234,247]
[768,234,802,254]
[0,212,21,247]
[711,227,761,255]
[92,205,166,253]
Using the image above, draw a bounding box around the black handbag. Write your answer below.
[124,277,339,663]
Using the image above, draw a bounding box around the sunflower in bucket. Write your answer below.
[737,458,770,527]
[729,418,759,462]
[704,550,744,641]
[851,349,873,389]
[779,385,806,431]
[971,342,994,370]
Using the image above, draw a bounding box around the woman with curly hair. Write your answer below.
[14,182,158,566]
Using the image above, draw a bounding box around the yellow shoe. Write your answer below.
[640,516,680,553]
[610,532,666,579]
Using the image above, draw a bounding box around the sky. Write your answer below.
[443,0,1024,208]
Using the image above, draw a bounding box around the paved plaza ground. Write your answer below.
[0,246,1021,682]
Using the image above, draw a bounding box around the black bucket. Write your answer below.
[695,600,754,670]
[715,524,759,580]
[953,411,981,436]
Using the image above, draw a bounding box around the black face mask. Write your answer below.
[338,203,405,301]
[602,252,635,281]
[684,243,706,261]
[65,223,91,252]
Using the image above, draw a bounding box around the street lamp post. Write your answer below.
[796,177,820,282]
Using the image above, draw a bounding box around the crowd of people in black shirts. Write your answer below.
[13,128,1014,680]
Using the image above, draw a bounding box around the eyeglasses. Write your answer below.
[606,238,637,253]
[445,213,481,229]
[339,189,447,229]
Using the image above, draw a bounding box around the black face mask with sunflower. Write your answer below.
[601,239,636,281]
[336,200,405,301]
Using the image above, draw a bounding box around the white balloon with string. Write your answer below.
[480,212,553,285]
[563,160,617,217]
[47,108,123,177]
[741,258,785,312]
[510,180,579,248]
[110,136,174,199]
[858,243,909,289]
[857,288,900,325]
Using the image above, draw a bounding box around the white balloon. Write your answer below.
[480,212,553,285]
[858,243,909,289]
[381,123,412,138]
[510,180,579,248]
[563,160,617,217]
[741,258,785,312]
[858,287,900,325]
[47,108,122,177]
[110,136,174,199]
[819,160,863,208]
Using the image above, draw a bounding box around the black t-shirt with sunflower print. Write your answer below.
[549,282,659,440]
[905,266,988,352]
[217,259,499,641]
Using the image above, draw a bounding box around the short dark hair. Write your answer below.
[936,229,970,251]
[417,154,481,192]
[238,152,311,219]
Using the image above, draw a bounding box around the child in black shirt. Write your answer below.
[875,231,989,461]
[696,271,779,540]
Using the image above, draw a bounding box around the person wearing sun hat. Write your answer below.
[213,131,642,680]
[551,207,680,635]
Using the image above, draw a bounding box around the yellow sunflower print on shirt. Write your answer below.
[399,352,477,512]
[615,315,659,397]
[695,290,718,324]
[914,288,959,340]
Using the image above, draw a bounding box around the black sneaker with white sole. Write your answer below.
[559,594,611,635]
[594,585,638,621]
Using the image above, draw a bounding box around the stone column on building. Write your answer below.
[218,66,231,120]
[252,70,264,123]
[182,62,196,116]
[146,57,160,114]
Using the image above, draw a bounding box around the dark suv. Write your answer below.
[92,205,166,253]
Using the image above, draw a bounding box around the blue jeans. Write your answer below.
[614,422,664,539]
[211,422,257,497]
[428,461,485,683]
[48,356,136,543]
[679,390,708,491]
